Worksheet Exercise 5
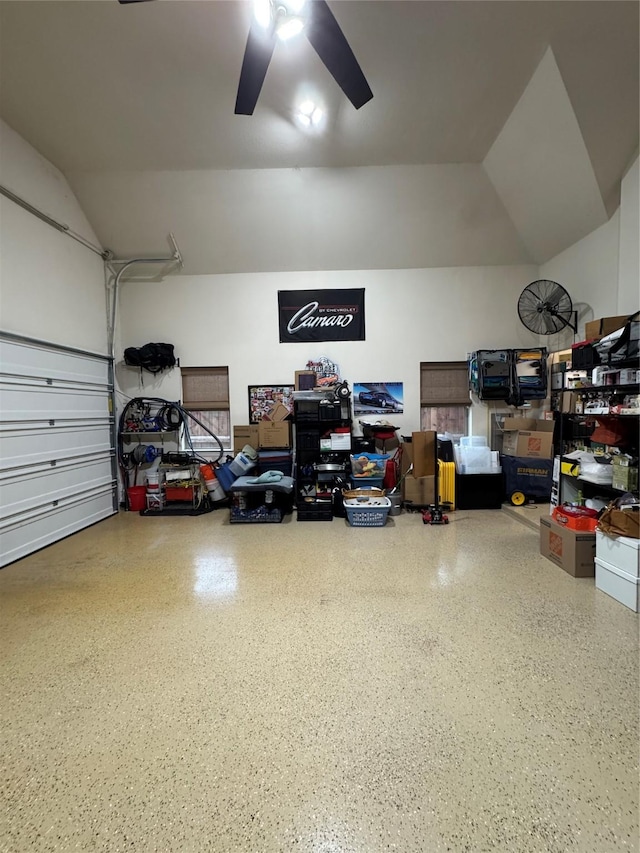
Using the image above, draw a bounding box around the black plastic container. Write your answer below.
[455,472,504,509]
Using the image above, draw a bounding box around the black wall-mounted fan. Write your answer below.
[235,0,373,115]
[517,280,577,335]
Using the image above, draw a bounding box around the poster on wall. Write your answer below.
[353,383,404,415]
[278,289,365,343]
[248,385,294,423]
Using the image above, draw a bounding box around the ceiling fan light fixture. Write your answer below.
[253,0,272,29]
[276,16,305,40]
[296,99,324,128]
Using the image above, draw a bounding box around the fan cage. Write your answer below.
[518,280,574,335]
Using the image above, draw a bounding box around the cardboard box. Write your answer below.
[403,474,435,505]
[540,517,596,577]
[410,431,437,478]
[264,402,290,422]
[551,349,572,367]
[502,417,554,459]
[612,466,638,493]
[561,391,576,414]
[233,425,259,454]
[584,315,628,342]
[258,421,291,448]
[399,436,436,504]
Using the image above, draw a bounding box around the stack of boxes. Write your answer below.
[233,408,293,477]
[400,431,436,505]
[595,530,639,612]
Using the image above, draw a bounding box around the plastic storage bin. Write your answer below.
[460,436,487,447]
[350,452,388,478]
[595,557,640,611]
[595,531,640,577]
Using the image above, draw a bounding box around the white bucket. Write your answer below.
[146,472,161,491]
[205,478,226,502]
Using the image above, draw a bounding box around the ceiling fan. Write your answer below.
[118,0,373,116]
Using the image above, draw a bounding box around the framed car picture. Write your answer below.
[248,385,295,423]
[353,383,404,415]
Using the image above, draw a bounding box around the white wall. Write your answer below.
[117,265,539,441]
[483,49,607,264]
[538,154,639,354]
[0,120,107,353]
[68,164,533,276]
[617,156,639,315]
[538,210,621,351]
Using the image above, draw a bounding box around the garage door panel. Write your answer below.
[0,382,110,422]
[0,454,115,522]
[0,339,110,387]
[0,333,116,568]
[0,422,113,470]
[0,487,115,567]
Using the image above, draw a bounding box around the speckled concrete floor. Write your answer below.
[1,509,638,853]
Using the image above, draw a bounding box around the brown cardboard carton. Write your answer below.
[400,440,414,475]
[264,402,291,422]
[584,315,629,341]
[502,417,554,459]
[540,517,596,577]
[411,431,437,478]
[233,425,259,454]
[258,421,291,448]
[403,474,436,506]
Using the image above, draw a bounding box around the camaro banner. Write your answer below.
[278,289,365,343]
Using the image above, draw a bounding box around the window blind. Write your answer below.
[420,362,469,407]
[181,367,229,410]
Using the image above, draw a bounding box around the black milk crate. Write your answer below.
[571,342,600,370]
[296,499,333,521]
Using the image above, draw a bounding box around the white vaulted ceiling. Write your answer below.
[0,1,638,273]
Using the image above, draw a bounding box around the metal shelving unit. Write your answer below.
[555,375,639,505]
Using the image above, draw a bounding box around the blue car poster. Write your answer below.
[354,383,404,415]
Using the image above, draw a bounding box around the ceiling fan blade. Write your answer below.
[235,23,277,115]
[305,0,373,109]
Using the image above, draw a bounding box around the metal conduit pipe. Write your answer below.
[107,234,183,359]
[0,182,183,359]
[0,183,109,258]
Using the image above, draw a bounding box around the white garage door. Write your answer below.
[0,333,117,567]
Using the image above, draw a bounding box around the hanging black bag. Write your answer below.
[124,343,176,375]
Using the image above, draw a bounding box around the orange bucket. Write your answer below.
[127,486,147,511]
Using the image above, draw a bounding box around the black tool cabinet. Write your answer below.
[293,392,352,521]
